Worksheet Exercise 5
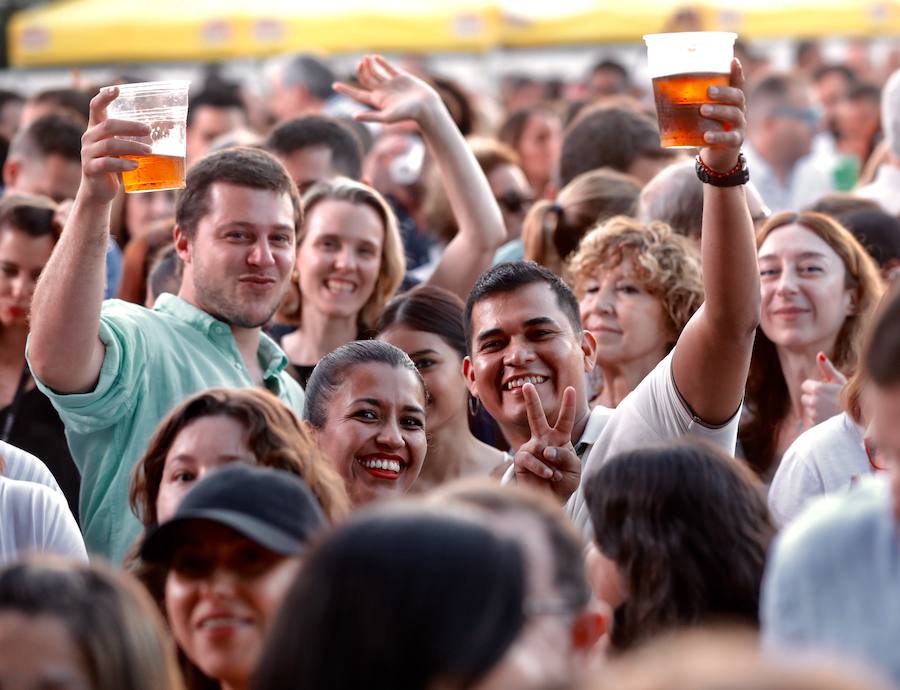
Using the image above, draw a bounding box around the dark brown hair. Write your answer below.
[377,285,467,360]
[0,193,61,241]
[175,146,302,240]
[584,442,774,652]
[559,103,676,187]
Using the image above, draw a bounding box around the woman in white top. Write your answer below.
[0,473,86,565]
[768,349,884,527]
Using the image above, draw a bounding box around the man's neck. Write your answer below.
[231,324,264,384]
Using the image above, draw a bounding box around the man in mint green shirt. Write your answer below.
[27,86,306,562]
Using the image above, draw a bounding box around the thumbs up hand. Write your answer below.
[800,352,848,429]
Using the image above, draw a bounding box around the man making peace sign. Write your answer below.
[463,58,759,534]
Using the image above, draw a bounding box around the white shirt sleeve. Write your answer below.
[768,413,869,528]
[0,440,62,493]
[0,477,86,565]
[768,438,826,529]
[569,351,741,536]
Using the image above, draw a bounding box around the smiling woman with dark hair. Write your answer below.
[303,340,428,505]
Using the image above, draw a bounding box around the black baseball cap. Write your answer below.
[140,463,326,564]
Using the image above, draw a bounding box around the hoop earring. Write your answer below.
[468,394,479,417]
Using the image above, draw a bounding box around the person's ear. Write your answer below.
[173,224,192,264]
[3,157,20,188]
[580,329,597,374]
[463,355,478,397]
[570,601,611,652]
[846,286,859,316]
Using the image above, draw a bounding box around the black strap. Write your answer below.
[0,364,31,442]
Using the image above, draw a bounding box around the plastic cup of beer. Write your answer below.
[105,80,189,193]
[643,32,737,148]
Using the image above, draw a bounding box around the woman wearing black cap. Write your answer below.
[140,463,325,690]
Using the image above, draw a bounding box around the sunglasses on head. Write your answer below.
[496,190,534,215]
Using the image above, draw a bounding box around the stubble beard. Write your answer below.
[191,273,289,330]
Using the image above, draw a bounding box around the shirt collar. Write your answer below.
[573,406,613,458]
[153,294,289,377]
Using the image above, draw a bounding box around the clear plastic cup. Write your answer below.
[105,80,190,193]
[643,32,737,148]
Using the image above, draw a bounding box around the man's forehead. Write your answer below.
[471,282,566,329]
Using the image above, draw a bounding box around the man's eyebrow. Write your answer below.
[219,221,294,231]
[523,317,557,328]
[475,327,505,343]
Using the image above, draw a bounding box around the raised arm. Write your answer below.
[672,59,760,424]
[335,55,506,300]
[27,87,151,393]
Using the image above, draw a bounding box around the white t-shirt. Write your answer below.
[856,165,900,216]
[567,351,741,536]
[0,440,62,492]
[768,412,871,528]
[0,475,87,565]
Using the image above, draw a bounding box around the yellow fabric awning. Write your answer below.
[9,0,900,67]
[503,1,900,47]
[9,0,502,67]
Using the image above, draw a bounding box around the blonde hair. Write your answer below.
[279,178,406,333]
[569,216,704,340]
[523,168,641,278]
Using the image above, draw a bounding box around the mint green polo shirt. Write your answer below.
[26,294,306,564]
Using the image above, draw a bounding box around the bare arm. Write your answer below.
[672,59,760,424]
[335,55,506,300]
[27,87,151,393]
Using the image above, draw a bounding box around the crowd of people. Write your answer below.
[0,38,899,690]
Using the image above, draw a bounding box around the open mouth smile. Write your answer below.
[503,375,549,391]
[356,455,405,480]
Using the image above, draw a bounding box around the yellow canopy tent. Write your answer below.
[502,0,900,47]
[9,0,502,67]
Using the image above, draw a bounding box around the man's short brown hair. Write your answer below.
[559,103,676,187]
[175,146,302,239]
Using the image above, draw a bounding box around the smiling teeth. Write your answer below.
[505,376,548,390]
[326,280,355,294]
[360,458,401,473]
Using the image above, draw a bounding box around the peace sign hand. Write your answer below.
[513,383,581,503]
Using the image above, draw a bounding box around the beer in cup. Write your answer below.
[643,32,737,148]
[106,80,190,193]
